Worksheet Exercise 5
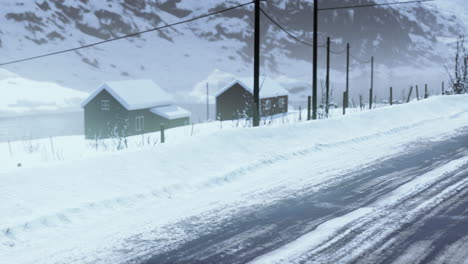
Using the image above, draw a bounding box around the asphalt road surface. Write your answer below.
[140,130,468,264]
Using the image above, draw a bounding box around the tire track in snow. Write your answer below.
[293,161,468,264]
[139,130,468,263]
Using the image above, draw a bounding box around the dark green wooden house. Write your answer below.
[81,79,190,139]
[215,78,289,121]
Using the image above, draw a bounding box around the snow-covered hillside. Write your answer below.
[0,0,465,103]
[1,94,467,263]
[0,69,87,116]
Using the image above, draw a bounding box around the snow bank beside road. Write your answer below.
[1,95,468,263]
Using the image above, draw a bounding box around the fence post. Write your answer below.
[160,123,165,143]
[49,136,55,158]
[359,95,363,110]
[298,105,302,121]
[425,84,429,98]
[442,81,445,95]
[415,85,420,100]
[390,87,393,106]
[307,96,311,121]
[407,86,413,103]
[342,91,346,115]
[8,140,13,157]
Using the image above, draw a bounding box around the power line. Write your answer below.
[350,53,373,64]
[259,8,314,47]
[318,0,435,11]
[330,48,347,55]
[0,1,254,66]
[260,8,328,48]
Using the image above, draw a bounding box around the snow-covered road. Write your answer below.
[1,95,468,264]
[144,130,468,264]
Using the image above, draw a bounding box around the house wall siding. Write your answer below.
[84,89,128,139]
[260,95,288,116]
[216,83,288,121]
[84,89,189,139]
[216,83,253,121]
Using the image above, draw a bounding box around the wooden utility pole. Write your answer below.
[326,37,330,116]
[311,0,318,120]
[442,81,445,95]
[206,83,209,121]
[253,0,260,127]
[390,87,393,106]
[307,96,311,121]
[369,56,374,109]
[346,43,350,108]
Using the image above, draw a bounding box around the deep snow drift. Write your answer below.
[1,95,468,264]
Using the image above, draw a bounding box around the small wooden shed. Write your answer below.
[215,78,288,121]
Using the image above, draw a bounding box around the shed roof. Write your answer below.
[215,77,288,98]
[150,105,191,120]
[81,79,174,110]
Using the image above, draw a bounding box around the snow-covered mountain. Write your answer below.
[0,0,466,103]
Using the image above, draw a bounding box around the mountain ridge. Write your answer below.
[0,0,465,102]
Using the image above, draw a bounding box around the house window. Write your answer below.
[279,98,286,108]
[136,116,144,132]
[264,99,272,111]
[101,100,110,111]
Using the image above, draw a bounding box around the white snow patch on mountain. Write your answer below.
[0,69,88,116]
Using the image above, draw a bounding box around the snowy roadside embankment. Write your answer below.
[1,95,468,264]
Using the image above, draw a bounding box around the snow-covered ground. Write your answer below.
[1,95,468,264]
[0,104,352,172]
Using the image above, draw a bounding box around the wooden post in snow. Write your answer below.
[8,140,13,157]
[307,96,311,121]
[442,81,445,95]
[49,136,55,158]
[425,84,429,98]
[390,87,393,106]
[206,83,209,121]
[407,86,413,103]
[415,85,420,100]
[298,105,302,122]
[359,95,364,110]
[160,124,165,143]
[342,91,346,115]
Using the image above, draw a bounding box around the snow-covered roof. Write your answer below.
[81,79,174,110]
[150,105,191,120]
[215,77,289,98]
